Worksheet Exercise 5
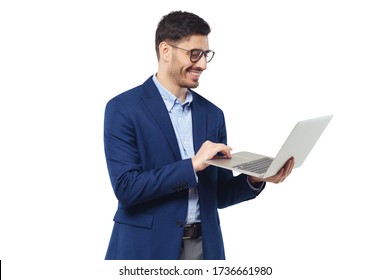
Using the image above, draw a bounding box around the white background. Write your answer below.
[1,0,389,279]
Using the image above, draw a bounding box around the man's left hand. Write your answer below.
[248,157,295,185]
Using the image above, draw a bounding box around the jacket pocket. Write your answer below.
[113,210,154,229]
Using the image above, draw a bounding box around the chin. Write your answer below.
[188,79,200,89]
[189,83,200,89]
[180,81,199,89]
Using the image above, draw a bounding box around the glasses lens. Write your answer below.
[190,49,203,62]
[205,50,215,63]
[189,49,215,63]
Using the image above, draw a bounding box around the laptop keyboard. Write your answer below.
[233,157,273,174]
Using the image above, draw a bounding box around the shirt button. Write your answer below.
[176,220,183,228]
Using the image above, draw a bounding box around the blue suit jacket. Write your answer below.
[104,76,265,260]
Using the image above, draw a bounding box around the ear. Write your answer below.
[159,42,171,63]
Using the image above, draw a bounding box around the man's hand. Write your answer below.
[192,140,232,172]
[248,157,295,185]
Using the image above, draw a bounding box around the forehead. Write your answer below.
[178,34,209,49]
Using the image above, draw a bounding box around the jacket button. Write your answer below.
[176,220,183,228]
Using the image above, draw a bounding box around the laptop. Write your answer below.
[205,114,333,178]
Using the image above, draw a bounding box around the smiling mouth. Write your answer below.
[188,70,202,78]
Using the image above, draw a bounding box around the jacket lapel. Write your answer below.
[140,77,181,161]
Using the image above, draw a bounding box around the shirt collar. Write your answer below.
[153,75,193,112]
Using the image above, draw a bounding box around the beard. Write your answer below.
[169,58,201,89]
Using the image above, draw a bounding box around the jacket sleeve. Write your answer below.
[103,97,198,208]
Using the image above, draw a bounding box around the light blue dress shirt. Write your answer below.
[153,75,200,224]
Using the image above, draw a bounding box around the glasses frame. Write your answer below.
[167,43,215,63]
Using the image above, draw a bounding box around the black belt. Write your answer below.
[182,223,201,239]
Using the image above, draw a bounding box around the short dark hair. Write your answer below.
[155,11,211,59]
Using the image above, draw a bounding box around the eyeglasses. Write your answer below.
[167,44,215,63]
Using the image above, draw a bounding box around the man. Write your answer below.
[104,11,294,260]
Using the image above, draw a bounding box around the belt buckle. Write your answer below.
[183,223,200,240]
[183,224,193,239]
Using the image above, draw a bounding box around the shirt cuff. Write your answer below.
[247,176,266,191]
[193,170,199,183]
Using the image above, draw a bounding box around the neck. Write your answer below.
[156,72,187,103]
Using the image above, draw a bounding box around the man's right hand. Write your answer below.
[191,140,233,172]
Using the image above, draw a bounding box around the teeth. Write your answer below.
[189,71,200,76]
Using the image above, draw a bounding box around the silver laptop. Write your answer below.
[205,115,333,178]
